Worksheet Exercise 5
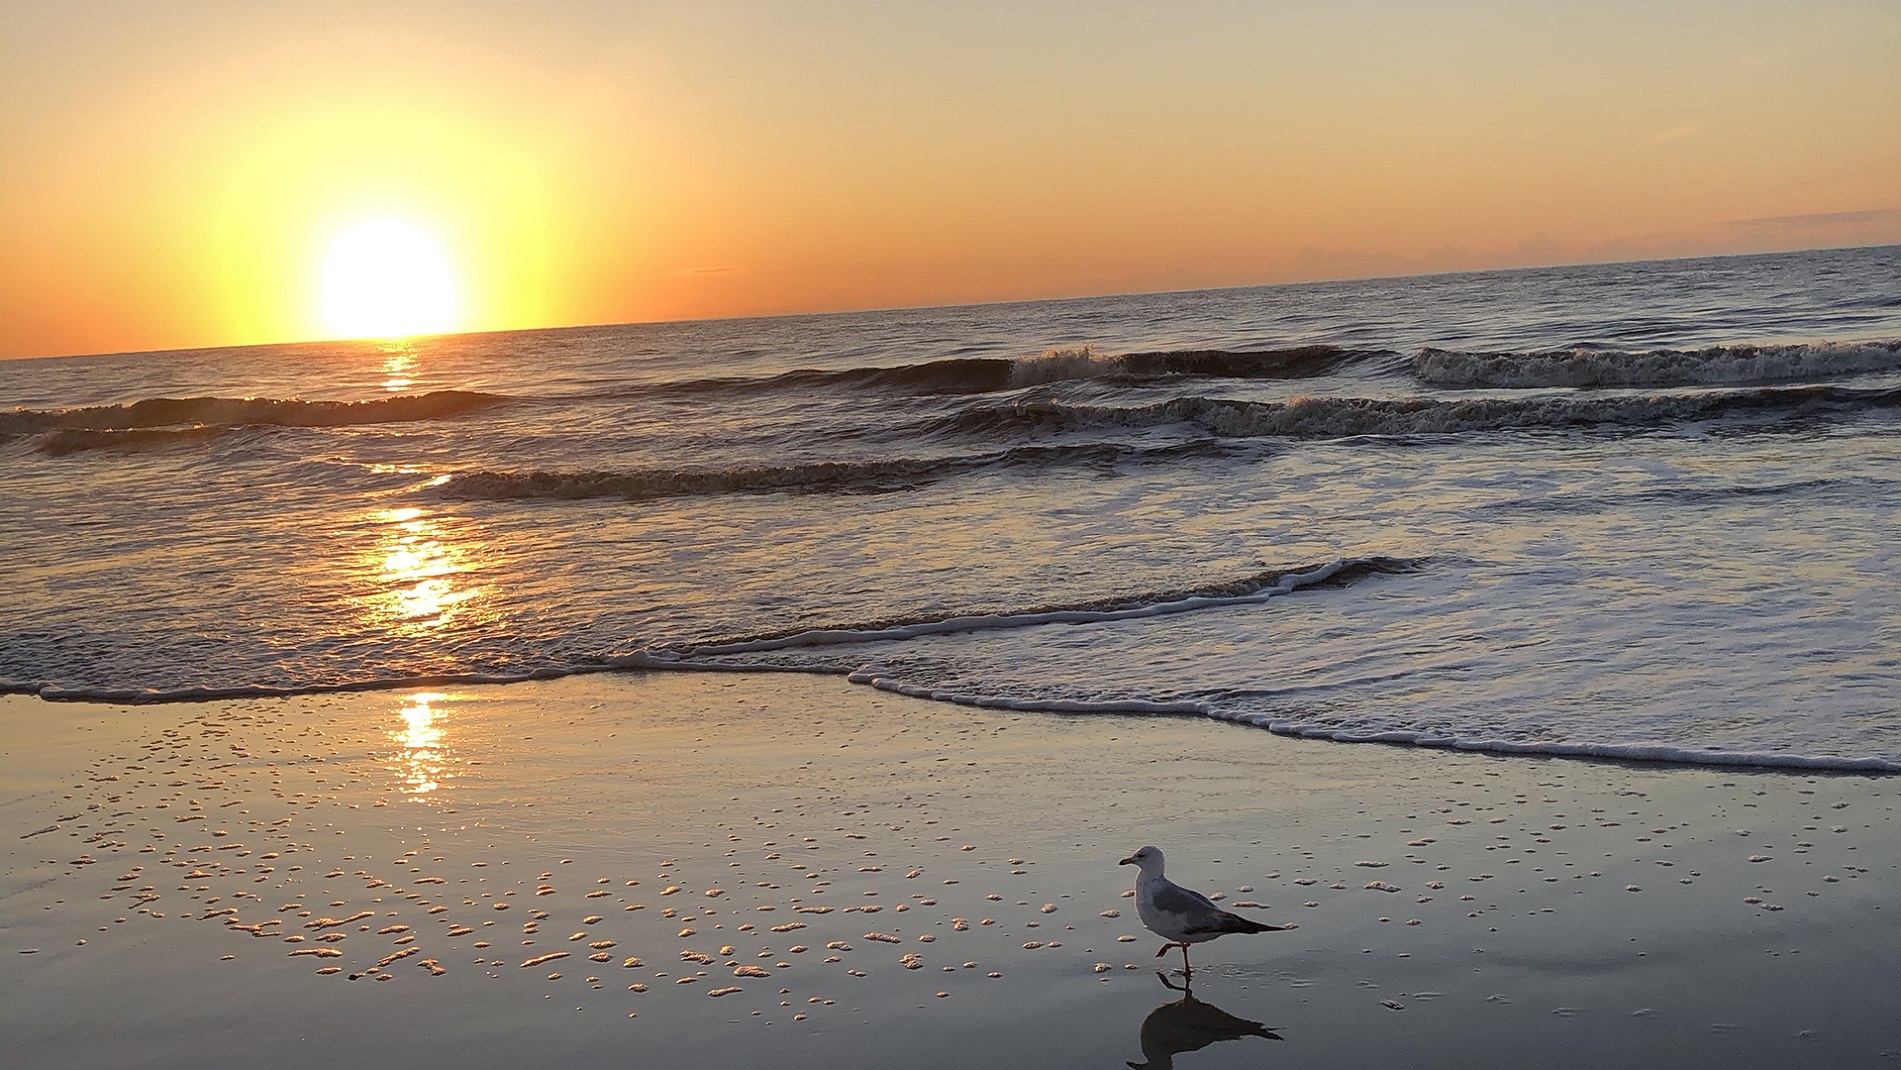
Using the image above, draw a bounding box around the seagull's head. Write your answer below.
[1118,845,1164,874]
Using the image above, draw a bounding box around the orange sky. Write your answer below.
[3,0,1898,359]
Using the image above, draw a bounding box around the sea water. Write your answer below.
[3,245,1899,770]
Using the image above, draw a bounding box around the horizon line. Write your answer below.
[6,240,1896,365]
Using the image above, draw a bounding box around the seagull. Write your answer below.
[1120,845,1291,975]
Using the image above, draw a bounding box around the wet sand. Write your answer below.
[3,672,1898,1068]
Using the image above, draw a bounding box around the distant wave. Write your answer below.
[627,344,1372,400]
[934,383,1901,440]
[35,424,236,457]
[634,557,1419,657]
[1480,474,1900,516]
[1011,343,1364,386]
[444,456,966,502]
[0,390,505,437]
[618,340,1901,403]
[644,358,1022,397]
[437,441,1227,503]
[1413,340,1901,389]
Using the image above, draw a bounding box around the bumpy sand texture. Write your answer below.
[3,673,1898,1068]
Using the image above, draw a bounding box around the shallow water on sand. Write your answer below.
[4,675,1898,1068]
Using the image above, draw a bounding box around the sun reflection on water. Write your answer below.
[372,506,481,629]
[389,692,450,797]
[379,340,420,392]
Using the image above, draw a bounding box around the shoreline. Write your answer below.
[14,654,1900,775]
[4,671,1898,1068]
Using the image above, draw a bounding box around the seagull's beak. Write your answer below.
[1119,856,1136,866]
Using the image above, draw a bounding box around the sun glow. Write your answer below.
[319,218,459,339]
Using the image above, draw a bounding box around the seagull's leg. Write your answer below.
[1180,944,1192,977]
[1154,942,1176,958]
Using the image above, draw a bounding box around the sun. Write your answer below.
[319,218,459,338]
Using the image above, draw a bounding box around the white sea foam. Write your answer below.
[1007,345,1118,388]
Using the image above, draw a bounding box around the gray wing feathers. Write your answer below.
[1152,880,1221,917]
[1155,880,1273,935]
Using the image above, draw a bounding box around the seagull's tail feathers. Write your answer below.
[1216,912,1275,935]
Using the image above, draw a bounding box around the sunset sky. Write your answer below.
[3,0,1898,359]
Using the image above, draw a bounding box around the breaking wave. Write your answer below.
[0,390,505,437]
[635,344,1372,399]
[1413,340,1901,389]
[626,339,1901,404]
[1008,344,1364,386]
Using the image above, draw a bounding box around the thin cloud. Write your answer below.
[1720,208,1901,230]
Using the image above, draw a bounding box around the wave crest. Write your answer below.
[443,457,960,502]
[35,425,235,457]
[642,557,1418,657]
[936,384,1901,440]
[640,345,1368,401]
[0,390,505,436]
[438,441,1224,503]
[1414,341,1901,389]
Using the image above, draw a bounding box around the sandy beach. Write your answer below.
[9,2,1900,1066]
[1,671,1896,1068]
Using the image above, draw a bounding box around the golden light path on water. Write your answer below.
[374,506,481,629]
[379,340,420,392]
[349,507,491,803]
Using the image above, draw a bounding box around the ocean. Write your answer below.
[3,245,1899,771]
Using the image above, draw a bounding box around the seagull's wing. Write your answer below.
[1152,879,1225,921]
[1155,880,1275,935]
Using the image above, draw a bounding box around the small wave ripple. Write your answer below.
[638,557,1417,657]
[936,383,1901,440]
[437,441,1225,503]
[838,668,1901,773]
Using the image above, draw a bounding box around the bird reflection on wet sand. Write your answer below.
[1126,973,1282,1069]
